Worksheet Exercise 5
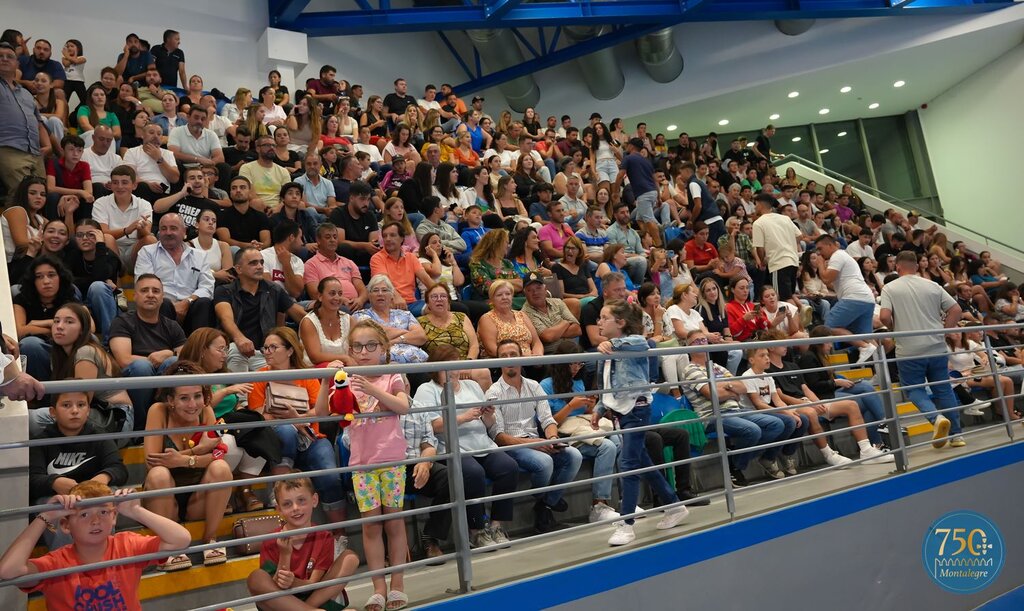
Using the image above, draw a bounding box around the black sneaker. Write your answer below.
[677,489,711,507]
[533,502,558,534]
[730,469,749,488]
[547,498,569,513]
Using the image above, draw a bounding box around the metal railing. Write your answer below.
[2,323,1023,610]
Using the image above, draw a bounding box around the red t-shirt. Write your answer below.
[259,527,335,580]
[683,239,718,267]
[22,531,161,611]
[46,158,92,190]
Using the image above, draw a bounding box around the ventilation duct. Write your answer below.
[636,29,683,83]
[466,29,540,112]
[774,19,816,36]
[563,26,625,100]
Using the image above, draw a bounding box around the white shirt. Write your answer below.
[846,241,874,260]
[738,369,776,410]
[92,194,153,250]
[417,98,442,112]
[168,125,222,159]
[827,249,875,303]
[663,305,705,341]
[353,143,382,163]
[751,212,800,273]
[123,145,176,184]
[260,246,305,289]
[81,147,123,184]
[134,242,214,301]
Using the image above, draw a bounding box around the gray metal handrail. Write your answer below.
[775,153,1024,260]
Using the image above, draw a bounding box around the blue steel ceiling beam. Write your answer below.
[268,0,312,26]
[486,0,524,22]
[283,0,1013,36]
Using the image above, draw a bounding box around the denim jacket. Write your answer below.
[599,334,652,415]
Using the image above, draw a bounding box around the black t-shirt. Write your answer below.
[332,178,352,204]
[218,205,272,244]
[224,146,257,167]
[63,244,123,296]
[13,293,76,337]
[151,44,185,88]
[766,361,806,399]
[383,93,416,116]
[160,195,219,237]
[213,281,294,346]
[552,262,589,296]
[108,312,187,356]
[579,297,604,351]
[329,206,378,244]
[755,134,772,160]
[274,151,302,172]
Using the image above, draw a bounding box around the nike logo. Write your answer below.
[48,454,94,475]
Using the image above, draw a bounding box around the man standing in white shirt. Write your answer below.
[751,193,800,306]
[123,122,180,201]
[80,125,122,197]
[815,234,879,363]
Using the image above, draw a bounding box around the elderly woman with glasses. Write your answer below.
[418,282,492,390]
[477,279,544,359]
[352,275,429,364]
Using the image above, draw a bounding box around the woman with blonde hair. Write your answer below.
[477,279,543,358]
[243,104,270,141]
[221,87,250,124]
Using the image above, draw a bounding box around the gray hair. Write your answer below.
[367,274,396,294]
[601,271,626,293]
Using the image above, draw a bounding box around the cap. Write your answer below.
[390,155,405,163]
[0,42,14,52]
[472,96,485,103]
[524,272,545,287]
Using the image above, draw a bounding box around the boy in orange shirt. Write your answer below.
[247,477,360,611]
[0,481,190,611]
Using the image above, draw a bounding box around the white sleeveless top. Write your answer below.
[2,210,46,262]
[303,310,351,361]
[188,237,224,273]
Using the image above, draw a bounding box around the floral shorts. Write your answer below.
[352,465,406,513]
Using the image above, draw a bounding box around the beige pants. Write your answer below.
[0,146,45,202]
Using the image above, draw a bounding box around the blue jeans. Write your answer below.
[274,426,345,510]
[86,281,118,342]
[836,379,885,445]
[507,444,582,507]
[760,410,797,461]
[781,413,809,456]
[577,437,620,501]
[123,357,178,431]
[826,298,875,335]
[20,336,51,382]
[617,404,678,525]
[714,410,787,471]
[897,354,962,435]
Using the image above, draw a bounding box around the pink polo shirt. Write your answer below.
[303,252,361,300]
[538,222,574,254]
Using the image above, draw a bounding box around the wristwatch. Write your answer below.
[188,455,197,468]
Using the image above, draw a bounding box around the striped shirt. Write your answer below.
[486,376,556,440]
[681,362,743,419]
[400,410,438,460]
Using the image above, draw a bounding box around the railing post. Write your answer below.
[874,345,908,472]
[981,336,1015,442]
[441,375,473,593]
[705,357,735,520]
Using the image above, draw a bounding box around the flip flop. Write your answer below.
[386,590,409,611]
[364,593,386,611]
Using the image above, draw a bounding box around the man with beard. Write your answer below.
[216,175,271,249]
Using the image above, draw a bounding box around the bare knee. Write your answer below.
[145,467,174,490]
[247,569,274,595]
[203,459,234,483]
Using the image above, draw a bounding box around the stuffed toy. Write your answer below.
[329,369,359,428]
[188,431,228,460]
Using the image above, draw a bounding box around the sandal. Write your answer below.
[364,592,386,611]
[203,543,228,566]
[240,488,265,512]
[157,554,192,572]
[386,590,409,611]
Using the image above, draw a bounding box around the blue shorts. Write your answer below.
[825,299,875,335]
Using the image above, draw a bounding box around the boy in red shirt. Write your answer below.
[45,134,94,223]
[247,477,360,611]
[0,481,190,611]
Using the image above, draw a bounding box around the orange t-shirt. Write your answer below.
[22,531,161,611]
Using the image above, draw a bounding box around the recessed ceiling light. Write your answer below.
[819,148,830,154]
[837,131,847,137]
[788,91,799,98]
[666,124,677,131]
[819,108,830,115]
[840,86,852,93]
[868,102,880,109]
[792,137,802,142]
[769,113,780,120]
[893,80,906,88]
[718,119,729,126]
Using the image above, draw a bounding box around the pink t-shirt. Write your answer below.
[538,222,574,254]
[347,373,407,466]
[303,252,361,301]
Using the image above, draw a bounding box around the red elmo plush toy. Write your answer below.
[329,369,359,428]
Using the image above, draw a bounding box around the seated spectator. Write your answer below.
[681,330,787,487]
[28,387,128,547]
[419,347,518,549]
[303,222,367,310]
[152,91,186,139]
[683,222,720,284]
[15,256,78,382]
[217,176,272,250]
[240,135,292,212]
[224,126,258,173]
[488,339,582,533]
[758,285,807,341]
[152,166,220,236]
[189,208,233,283]
[270,127,302,173]
[137,68,170,114]
[558,175,588,229]
[382,197,419,254]
[726,276,768,342]
[605,203,648,286]
[552,236,598,315]
[417,283,491,388]
[579,271,628,352]
[245,477,359,611]
[711,241,750,288]
[329,180,380,268]
[262,219,307,299]
[92,165,156,268]
[295,152,338,214]
[521,273,581,353]
[353,275,429,364]
[370,222,434,314]
[538,201,576,261]
[509,225,552,284]
[478,279,544,358]
[576,205,609,264]
[44,135,93,223]
[3,177,54,281]
[108,274,184,428]
[214,246,305,372]
[994,283,1024,322]
[299,277,354,367]
[248,328,348,546]
[415,196,467,254]
[527,182,555,224]
[76,84,121,142]
[135,213,214,333]
[416,232,485,319]
[142,360,233,572]
[122,122,180,201]
[33,72,67,153]
[80,126,122,197]
[460,205,489,251]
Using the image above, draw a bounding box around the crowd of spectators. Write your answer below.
[3,24,1022,611]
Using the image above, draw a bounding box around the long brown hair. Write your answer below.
[51,303,118,380]
[178,327,230,374]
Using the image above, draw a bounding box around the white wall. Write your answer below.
[4,0,268,94]
[919,42,1024,251]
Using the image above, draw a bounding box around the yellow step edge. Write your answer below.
[120,445,145,465]
[842,368,874,380]
[827,354,850,365]
[897,402,920,415]
[29,556,259,610]
[907,423,935,437]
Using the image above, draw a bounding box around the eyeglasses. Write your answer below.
[428,293,449,301]
[210,345,228,354]
[351,341,382,353]
[689,337,709,346]
[74,232,96,239]
[369,287,392,294]
[261,344,286,353]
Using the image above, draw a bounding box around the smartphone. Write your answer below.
[551,442,569,449]
[667,250,675,259]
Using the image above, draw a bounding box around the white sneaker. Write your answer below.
[860,445,895,464]
[932,415,951,449]
[963,399,990,416]
[589,502,621,523]
[632,504,650,519]
[656,505,690,530]
[824,450,853,468]
[334,535,349,558]
[856,344,877,364]
[608,524,636,546]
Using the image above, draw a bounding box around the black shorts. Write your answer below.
[771,266,798,301]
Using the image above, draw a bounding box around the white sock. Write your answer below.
[819,445,836,458]
[857,439,872,452]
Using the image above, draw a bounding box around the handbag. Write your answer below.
[220,409,282,464]
[232,515,284,555]
[265,382,310,417]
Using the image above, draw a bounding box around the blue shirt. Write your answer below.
[620,153,657,196]
[115,51,154,80]
[540,377,586,416]
[461,226,488,251]
[18,56,66,82]
[467,124,485,153]
[0,79,42,155]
